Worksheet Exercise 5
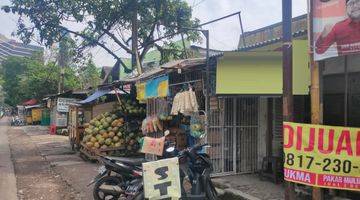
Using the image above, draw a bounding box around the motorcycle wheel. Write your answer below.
[133,191,144,200]
[206,180,218,200]
[93,176,123,200]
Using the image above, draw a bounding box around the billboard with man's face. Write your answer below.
[313,0,360,61]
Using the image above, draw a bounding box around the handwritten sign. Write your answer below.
[143,157,181,199]
[141,136,165,156]
[283,122,360,191]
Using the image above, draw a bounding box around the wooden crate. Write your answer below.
[79,142,141,161]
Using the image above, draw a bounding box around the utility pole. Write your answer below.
[282,0,295,199]
[308,0,324,199]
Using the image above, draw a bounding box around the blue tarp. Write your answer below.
[79,89,110,104]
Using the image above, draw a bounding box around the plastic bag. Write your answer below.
[190,113,205,138]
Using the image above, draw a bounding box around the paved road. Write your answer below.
[0,117,18,200]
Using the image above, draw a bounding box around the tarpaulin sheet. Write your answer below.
[138,75,169,100]
[79,89,110,104]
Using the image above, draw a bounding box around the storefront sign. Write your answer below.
[283,122,360,191]
[57,98,78,112]
[143,158,181,199]
[313,0,360,61]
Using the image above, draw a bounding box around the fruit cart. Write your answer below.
[68,104,92,151]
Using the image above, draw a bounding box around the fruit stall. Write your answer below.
[71,83,147,160]
[135,58,208,160]
[80,97,146,160]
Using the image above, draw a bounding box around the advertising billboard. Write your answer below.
[313,0,360,61]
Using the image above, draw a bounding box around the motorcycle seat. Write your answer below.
[106,156,147,166]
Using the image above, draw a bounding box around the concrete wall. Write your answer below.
[257,97,268,170]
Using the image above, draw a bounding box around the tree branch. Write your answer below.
[59,26,130,71]
[102,28,132,54]
[139,22,157,61]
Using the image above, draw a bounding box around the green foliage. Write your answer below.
[78,56,101,89]
[0,54,81,106]
[0,56,28,106]
[2,0,200,70]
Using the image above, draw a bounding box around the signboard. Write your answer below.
[57,98,78,112]
[283,122,360,191]
[313,0,360,61]
[143,158,181,200]
[56,112,68,127]
[141,136,165,156]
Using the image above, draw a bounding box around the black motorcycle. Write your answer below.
[172,143,218,200]
[90,143,218,200]
[90,156,145,200]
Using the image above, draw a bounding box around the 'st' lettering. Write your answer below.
[155,166,169,180]
[154,181,172,196]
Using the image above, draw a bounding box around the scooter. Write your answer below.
[11,116,24,126]
[171,143,218,200]
[90,156,145,200]
[90,143,218,200]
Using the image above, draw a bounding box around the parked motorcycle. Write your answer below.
[172,143,218,200]
[90,143,218,200]
[90,156,145,200]
[11,116,24,126]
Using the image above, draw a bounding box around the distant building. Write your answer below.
[0,34,43,62]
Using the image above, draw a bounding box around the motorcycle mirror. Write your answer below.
[166,146,175,152]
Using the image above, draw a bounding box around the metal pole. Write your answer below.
[199,11,241,27]
[141,12,241,48]
[203,30,210,134]
[282,0,295,199]
[238,13,246,47]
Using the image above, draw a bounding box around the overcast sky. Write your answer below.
[0,0,308,67]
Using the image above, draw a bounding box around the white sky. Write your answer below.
[0,0,308,67]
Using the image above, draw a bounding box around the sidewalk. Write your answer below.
[0,117,18,200]
[213,174,284,200]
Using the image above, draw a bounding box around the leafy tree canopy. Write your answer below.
[77,55,101,89]
[0,54,81,106]
[3,0,200,70]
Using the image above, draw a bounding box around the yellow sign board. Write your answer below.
[142,157,181,199]
[283,122,360,191]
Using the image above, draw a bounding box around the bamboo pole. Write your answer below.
[308,0,324,199]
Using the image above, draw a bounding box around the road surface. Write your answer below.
[0,117,18,200]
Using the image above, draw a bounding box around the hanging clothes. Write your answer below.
[170,87,199,116]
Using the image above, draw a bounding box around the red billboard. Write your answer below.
[313,0,360,61]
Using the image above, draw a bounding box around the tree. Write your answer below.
[0,54,80,106]
[1,56,29,106]
[78,56,101,89]
[3,0,200,72]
